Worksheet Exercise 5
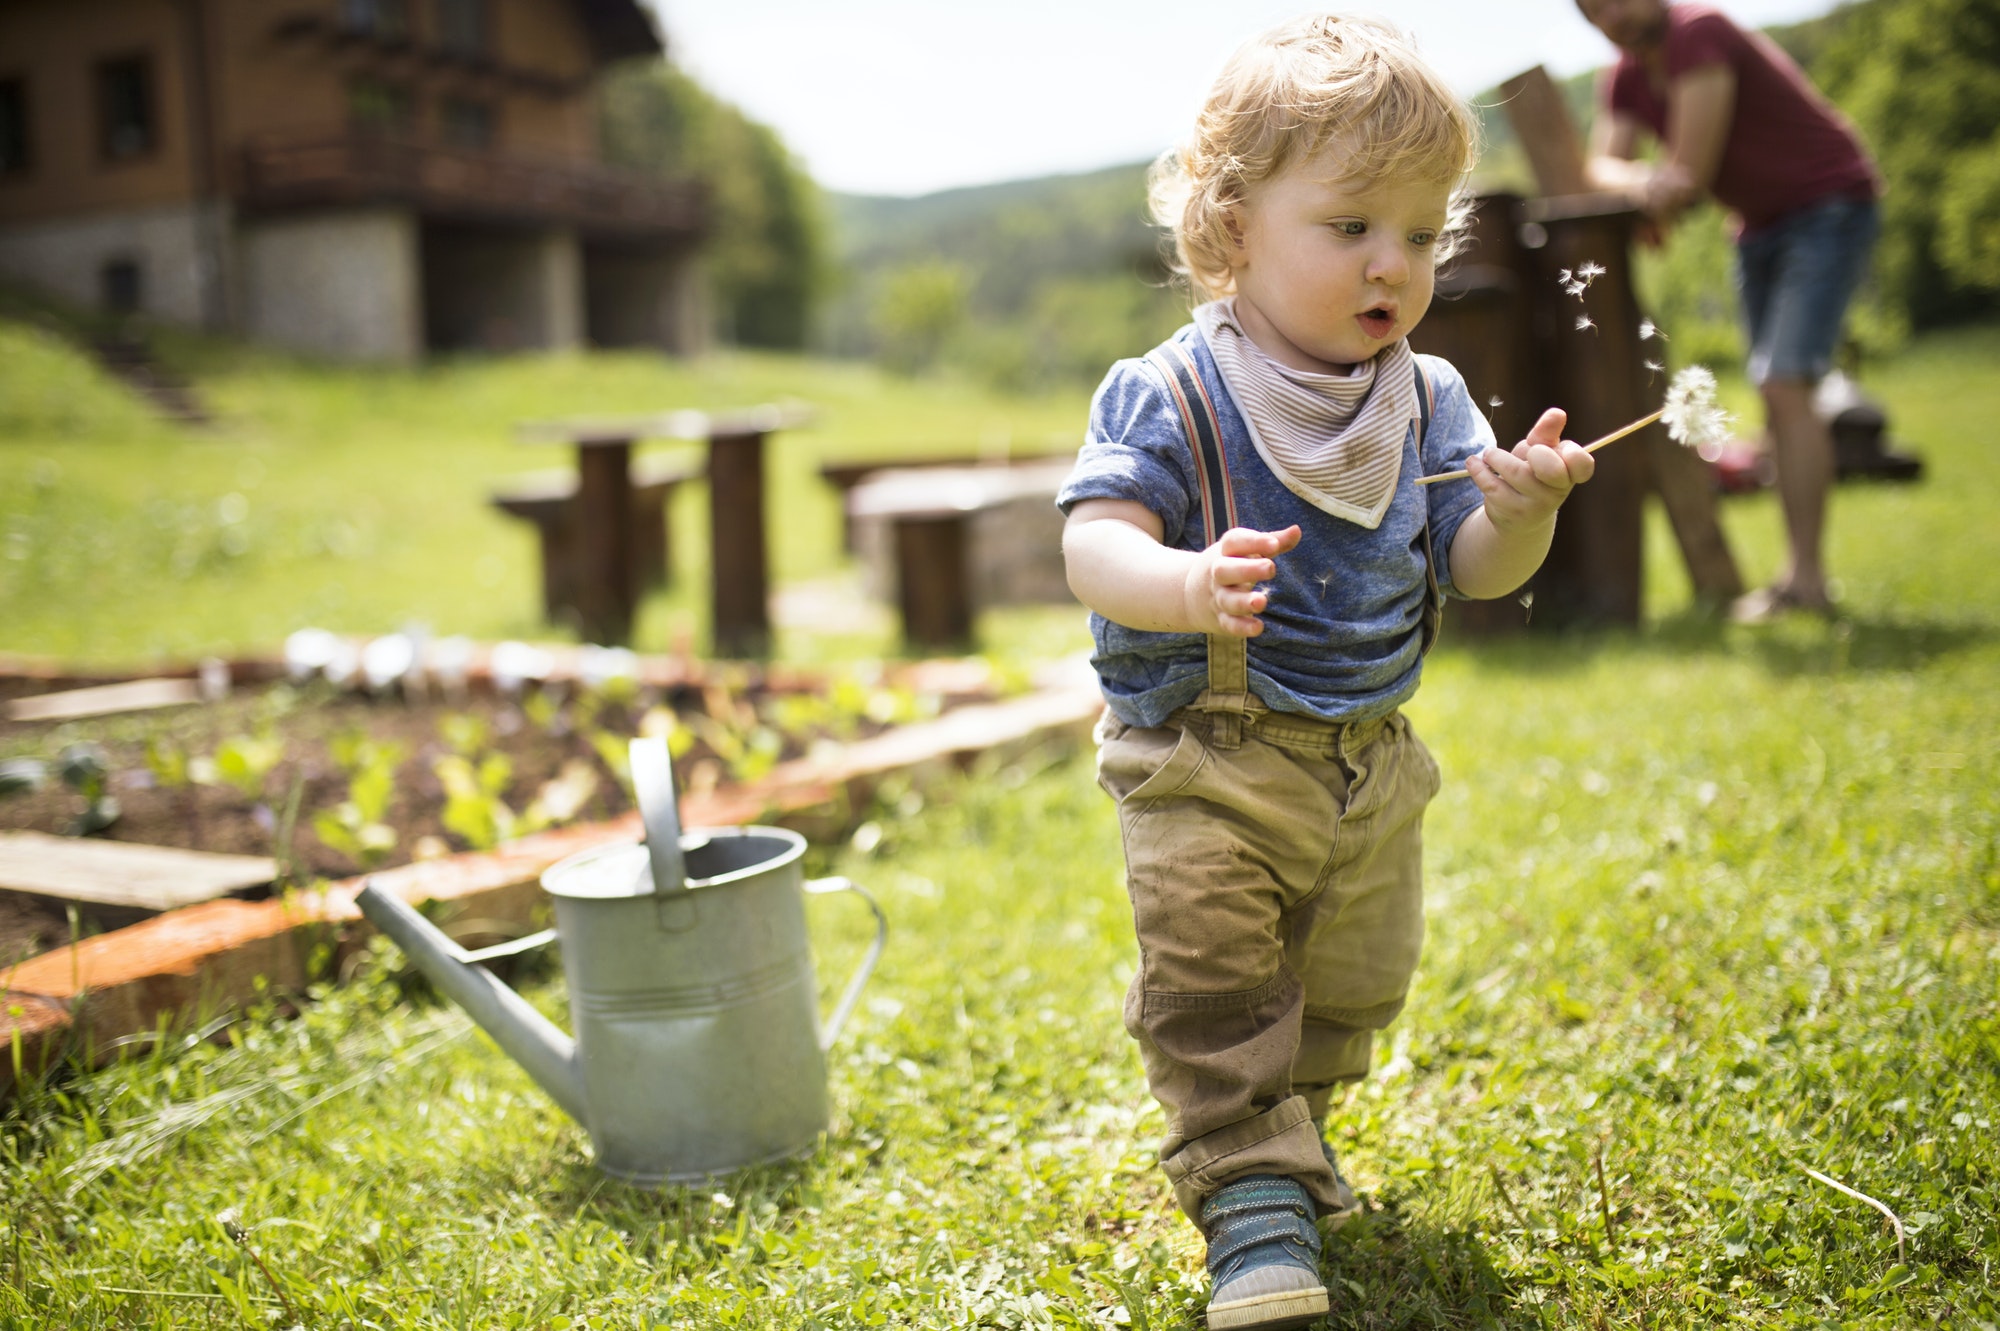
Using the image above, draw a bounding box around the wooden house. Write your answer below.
[0,0,705,360]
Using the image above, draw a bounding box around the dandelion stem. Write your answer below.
[1416,410,1667,486]
[1581,409,1664,456]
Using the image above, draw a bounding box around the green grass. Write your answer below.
[0,310,1087,667]
[3,316,1997,1326]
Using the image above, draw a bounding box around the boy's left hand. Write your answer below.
[1467,407,1595,533]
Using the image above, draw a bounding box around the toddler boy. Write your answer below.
[1057,15,1596,1329]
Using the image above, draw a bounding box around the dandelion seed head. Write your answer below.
[1661,364,1733,451]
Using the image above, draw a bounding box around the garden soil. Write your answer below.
[0,675,902,967]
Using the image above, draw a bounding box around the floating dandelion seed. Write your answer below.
[1577,261,1606,281]
[1576,314,1596,332]
[1488,394,1504,409]
[1564,280,1588,298]
[1519,589,1535,622]
[1661,364,1734,456]
[1638,317,1666,342]
[1557,267,1574,285]
[1644,358,1666,381]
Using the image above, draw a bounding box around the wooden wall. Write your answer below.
[0,0,201,223]
[0,0,613,226]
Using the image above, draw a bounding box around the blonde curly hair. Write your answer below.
[1150,13,1481,302]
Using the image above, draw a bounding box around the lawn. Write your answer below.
[2,319,1997,1327]
[0,308,1088,666]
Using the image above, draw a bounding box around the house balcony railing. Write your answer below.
[236,134,705,239]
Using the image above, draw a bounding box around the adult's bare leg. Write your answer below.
[1761,375,1834,607]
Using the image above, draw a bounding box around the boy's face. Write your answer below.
[1224,143,1452,376]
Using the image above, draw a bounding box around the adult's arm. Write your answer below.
[1585,109,1653,194]
[1643,63,1737,216]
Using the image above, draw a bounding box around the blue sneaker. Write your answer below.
[1199,1175,1329,1330]
[1318,1136,1362,1230]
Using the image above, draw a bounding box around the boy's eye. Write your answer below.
[1410,231,1438,247]
[1329,220,1366,237]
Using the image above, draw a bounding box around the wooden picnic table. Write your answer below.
[517,403,809,651]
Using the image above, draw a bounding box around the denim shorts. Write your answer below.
[1734,193,1880,384]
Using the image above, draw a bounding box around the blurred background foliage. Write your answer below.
[598,62,827,350]
[596,0,1998,389]
[823,166,1189,390]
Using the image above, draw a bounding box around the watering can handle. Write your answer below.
[803,876,888,1051]
[630,736,688,895]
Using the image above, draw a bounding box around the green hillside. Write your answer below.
[815,1,1912,390]
[822,163,1185,387]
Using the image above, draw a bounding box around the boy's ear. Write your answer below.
[1220,205,1248,254]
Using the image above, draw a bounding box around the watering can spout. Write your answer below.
[355,880,590,1128]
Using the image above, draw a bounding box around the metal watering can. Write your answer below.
[355,737,887,1185]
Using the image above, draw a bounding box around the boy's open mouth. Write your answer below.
[1358,307,1396,338]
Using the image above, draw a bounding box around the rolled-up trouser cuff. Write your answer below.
[1163,1094,1344,1221]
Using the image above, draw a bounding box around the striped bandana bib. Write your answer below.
[1194,299,1418,529]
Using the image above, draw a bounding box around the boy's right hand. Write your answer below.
[1184,525,1301,637]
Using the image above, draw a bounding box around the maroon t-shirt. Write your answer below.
[1604,3,1878,235]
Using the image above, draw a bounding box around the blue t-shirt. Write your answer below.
[1056,324,1491,727]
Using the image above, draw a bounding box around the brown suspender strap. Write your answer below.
[1144,345,1443,749]
[1147,344,1252,749]
[1413,365,1444,657]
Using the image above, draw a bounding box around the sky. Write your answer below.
[642,0,1843,198]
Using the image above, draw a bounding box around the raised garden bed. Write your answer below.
[0,652,1002,966]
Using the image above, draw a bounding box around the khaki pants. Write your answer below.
[1096,700,1439,1222]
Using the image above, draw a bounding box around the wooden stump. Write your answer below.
[893,515,974,653]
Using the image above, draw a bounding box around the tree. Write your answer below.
[1814,0,2000,332]
[872,262,967,374]
[599,62,826,349]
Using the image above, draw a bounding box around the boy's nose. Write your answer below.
[1366,243,1410,286]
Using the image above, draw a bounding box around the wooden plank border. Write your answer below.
[2,678,1103,1099]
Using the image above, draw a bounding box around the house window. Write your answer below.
[342,0,410,42]
[97,55,156,161]
[436,0,487,56]
[0,78,28,176]
[348,77,414,135]
[440,97,494,149]
[101,257,144,315]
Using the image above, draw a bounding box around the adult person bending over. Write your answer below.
[1577,0,1880,622]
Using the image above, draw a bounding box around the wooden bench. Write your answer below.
[489,454,700,633]
[820,451,1075,553]
[845,461,1075,651]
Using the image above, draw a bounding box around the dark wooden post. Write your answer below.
[1528,202,1649,627]
[1497,65,1743,613]
[572,438,638,644]
[1412,194,1555,636]
[894,514,973,652]
[708,427,771,658]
